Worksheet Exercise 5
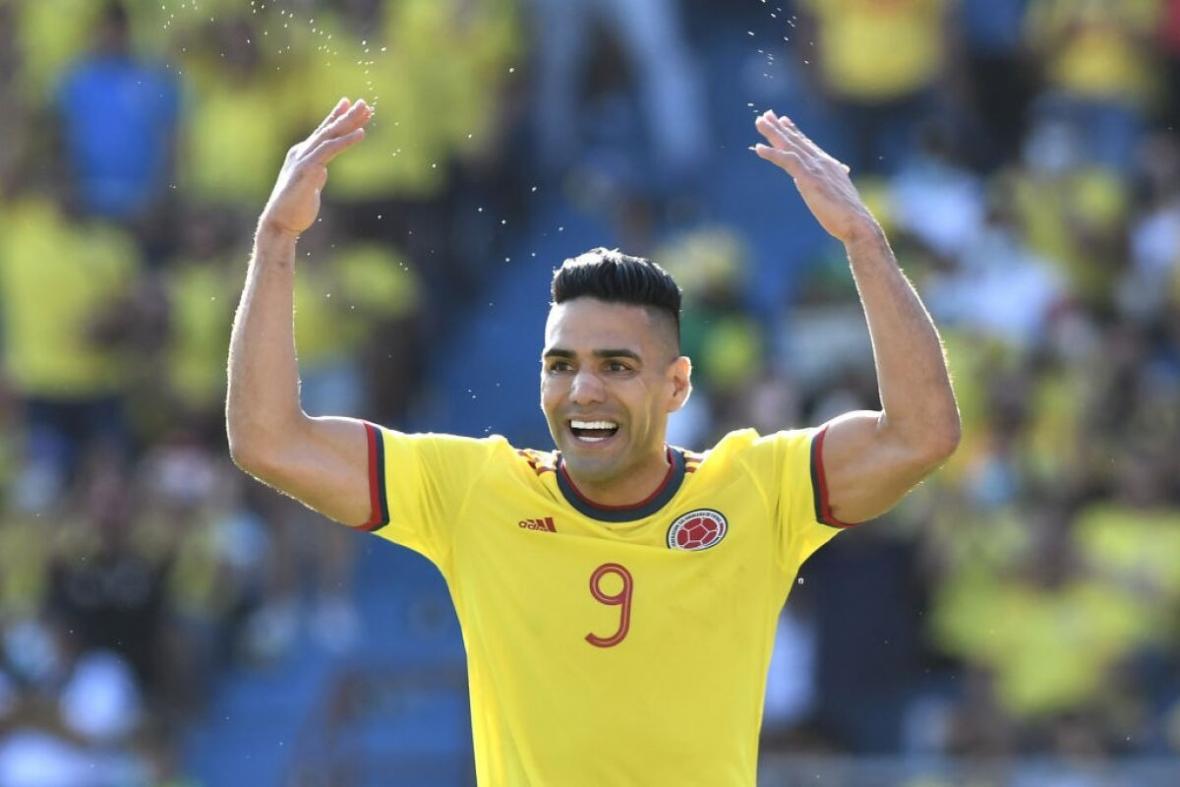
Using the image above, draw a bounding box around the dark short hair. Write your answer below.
[551,248,682,345]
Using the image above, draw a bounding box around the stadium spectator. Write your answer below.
[1006,121,1132,311]
[180,14,298,213]
[0,183,145,510]
[796,0,955,174]
[956,0,1033,172]
[1023,0,1162,172]
[529,0,708,190]
[55,1,180,242]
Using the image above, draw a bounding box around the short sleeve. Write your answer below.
[746,427,849,575]
[358,425,504,566]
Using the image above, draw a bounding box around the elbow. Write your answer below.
[226,418,284,482]
[888,412,960,475]
[917,414,961,469]
[226,427,268,478]
[226,398,303,480]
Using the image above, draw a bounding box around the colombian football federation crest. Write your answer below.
[666,509,728,551]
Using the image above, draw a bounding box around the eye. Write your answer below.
[546,360,574,374]
[605,360,633,373]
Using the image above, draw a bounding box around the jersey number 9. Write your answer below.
[585,563,633,648]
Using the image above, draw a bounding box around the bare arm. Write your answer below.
[226,98,376,525]
[754,110,960,524]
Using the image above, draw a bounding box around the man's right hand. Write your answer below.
[259,97,373,238]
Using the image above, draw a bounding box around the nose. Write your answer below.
[569,367,605,406]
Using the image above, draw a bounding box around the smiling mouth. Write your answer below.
[569,419,620,443]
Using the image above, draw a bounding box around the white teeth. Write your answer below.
[571,420,618,430]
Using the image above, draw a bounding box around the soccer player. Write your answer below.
[227,98,960,785]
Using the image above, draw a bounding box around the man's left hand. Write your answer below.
[753,110,877,244]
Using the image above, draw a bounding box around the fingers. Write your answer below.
[753,143,804,177]
[754,115,800,160]
[305,99,373,152]
[753,110,851,174]
[755,110,806,152]
[312,97,352,137]
[771,111,806,139]
[307,127,366,166]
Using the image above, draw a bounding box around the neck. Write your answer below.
[563,447,673,508]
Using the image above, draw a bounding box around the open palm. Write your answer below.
[260,98,374,237]
[753,110,875,244]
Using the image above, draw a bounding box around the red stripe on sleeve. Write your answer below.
[814,425,857,529]
[358,423,382,531]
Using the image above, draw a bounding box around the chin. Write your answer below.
[560,449,625,484]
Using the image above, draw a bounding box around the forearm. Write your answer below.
[226,224,304,466]
[844,222,959,456]
[753,108,959,520]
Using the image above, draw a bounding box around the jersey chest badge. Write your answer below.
[666,509,728,551]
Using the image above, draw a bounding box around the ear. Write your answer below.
[666,356,693,413]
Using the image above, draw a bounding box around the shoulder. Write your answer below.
[373,427,538,476]
[751,427,819,452]
[700,426,818,457]
[691,427,820,481]
[376,427,515,456]
[516,446,558,476]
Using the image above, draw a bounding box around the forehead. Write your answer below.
[544,298,661,354]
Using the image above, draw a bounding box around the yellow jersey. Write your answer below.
[358,424,847,786]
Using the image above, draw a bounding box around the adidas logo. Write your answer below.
[519,516,557,532]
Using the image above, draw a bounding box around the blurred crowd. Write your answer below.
[740,0,1180,770]
[0,0,1179,784]
[0,0,516,781]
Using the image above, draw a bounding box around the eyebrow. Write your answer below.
[542,347,643,362]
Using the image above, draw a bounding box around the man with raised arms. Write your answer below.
[227,97,959,785]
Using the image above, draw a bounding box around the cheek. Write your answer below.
[540,377,563,414]
[628,382,662,423]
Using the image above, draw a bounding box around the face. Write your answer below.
[541,298,691,486]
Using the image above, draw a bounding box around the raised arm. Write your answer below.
[753,110,960,524]
[226,98,376,525]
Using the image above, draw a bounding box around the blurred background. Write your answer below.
[1,0,1180,784]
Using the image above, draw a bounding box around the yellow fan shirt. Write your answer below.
[357,424,846,786]
[0,198,138,397]
[800,0,948,102]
